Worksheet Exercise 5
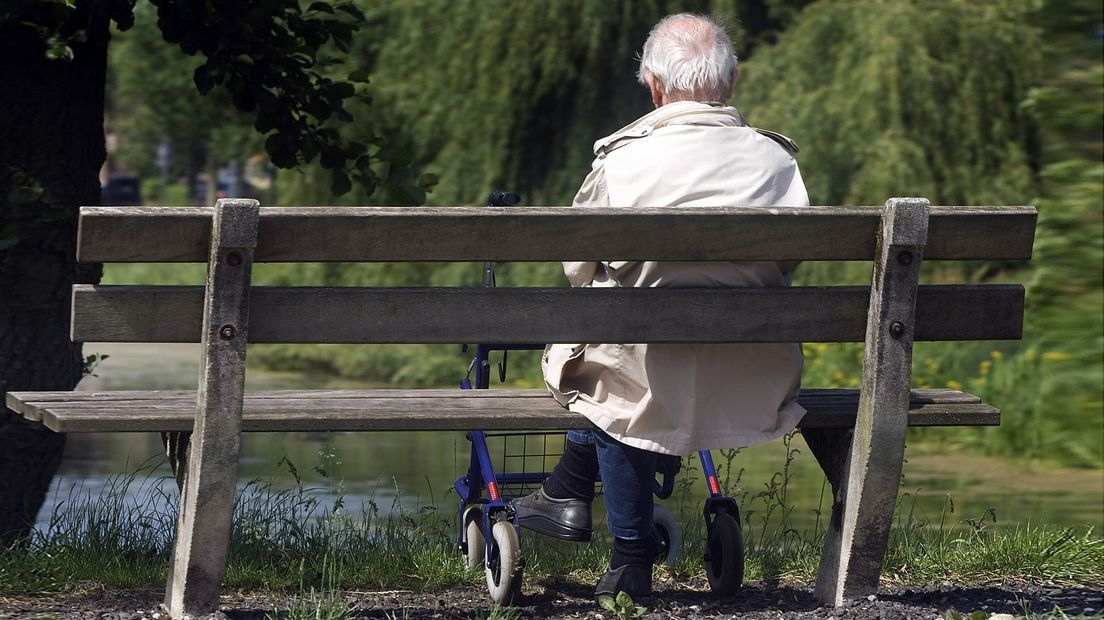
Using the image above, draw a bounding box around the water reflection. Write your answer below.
[44,344,1104,533]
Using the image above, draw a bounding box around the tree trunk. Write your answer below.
[0,5,109,544]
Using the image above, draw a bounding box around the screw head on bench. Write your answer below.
[896,250,914,266]
[889,321,906,338]
[219,325,236,340]
[226,251,243,267]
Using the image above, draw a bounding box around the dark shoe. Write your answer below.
[511,487,592,542]
[595,563,652,603]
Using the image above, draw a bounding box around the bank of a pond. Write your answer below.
[44,343,1104,535]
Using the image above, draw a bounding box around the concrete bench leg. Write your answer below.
[164,199,259,619]
[813,198,929,606]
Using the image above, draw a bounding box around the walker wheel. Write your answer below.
[704,512,744,594]
[485,520,522,604]
[652,504,682,566]
[462,506,485,571]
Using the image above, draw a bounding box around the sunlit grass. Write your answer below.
[1,450,1100,597]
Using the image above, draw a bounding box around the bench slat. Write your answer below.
[6,388,999,433]
[70,284,1024,344]
[77,206,1037,263]
[5,387,982,421]
[5,387,982,403]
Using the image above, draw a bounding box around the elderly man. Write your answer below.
[513,13,808,600]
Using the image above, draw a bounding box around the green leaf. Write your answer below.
[632,606,647,618]
[194,64,215,94]
[354,156,373,176]
[336,4,366,21]
[45,44,74,61]
[598,596,617,612]
[418,173,439,191]
[308,2,335,13]
[615,591,633,608]
[331,168,352,196]
[330,81,355,98]
[352,170,377,196]
[0,236,18,252]
[320,146,342,169]
[265,134,296,169]
[300,136,320,164]
[8,185,43,204]
[232,90,256,112]
[108,0,135,30]
[348,68,371,83]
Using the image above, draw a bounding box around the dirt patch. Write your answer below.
[1,579,1101,619]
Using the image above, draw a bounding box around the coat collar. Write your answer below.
[593,102,750,156]
[593,101,800,157]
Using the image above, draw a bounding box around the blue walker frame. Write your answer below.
[454,192,745,600]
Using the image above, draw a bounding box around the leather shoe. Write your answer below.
[595,563,652,603]
[511,487,592,542]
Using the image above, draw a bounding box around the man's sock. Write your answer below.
[610,535,658,569]
[542,439,598,501]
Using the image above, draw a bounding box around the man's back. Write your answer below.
[601,102,808,210]
[545,99,809,456]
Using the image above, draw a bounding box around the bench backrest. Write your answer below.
[71,200,1035,345]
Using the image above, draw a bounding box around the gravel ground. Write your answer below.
[0,578,1100,619]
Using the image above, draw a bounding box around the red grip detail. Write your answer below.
[708,475,720,496]
[487,482,500,501]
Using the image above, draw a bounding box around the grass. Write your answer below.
[1,444,1100,601]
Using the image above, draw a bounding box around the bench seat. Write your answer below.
[6,387,998,433]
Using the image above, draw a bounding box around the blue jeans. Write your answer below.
[566,429,657,540]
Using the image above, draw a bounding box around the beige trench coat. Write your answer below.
[542,101,808,455]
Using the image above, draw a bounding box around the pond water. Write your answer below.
[43,343,1104,535]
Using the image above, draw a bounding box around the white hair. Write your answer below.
[637,13,738,102]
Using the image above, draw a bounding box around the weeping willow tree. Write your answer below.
[736,0,1101,465]
[1017,0,1103,465]
[280,0,764,208]
[258,0,760,382]
[736,0,1039,207]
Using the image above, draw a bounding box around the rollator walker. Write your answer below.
[454,192,745,604]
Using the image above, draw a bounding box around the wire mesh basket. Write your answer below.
[482,431,603,499]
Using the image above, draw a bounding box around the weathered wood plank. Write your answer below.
[166,199,258,618]
[5,389,999,433]
[4,387,983,426]
[76,205,1037,263]
[36,401,999,433]
[4,387,983,408]
[816,198,928,605]
[70,284,1025,344]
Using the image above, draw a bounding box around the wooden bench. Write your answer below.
[4,198,1035,618]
